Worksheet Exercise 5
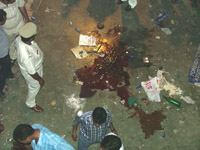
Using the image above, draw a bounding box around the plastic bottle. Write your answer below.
[126,51,133,59]
[163,96,181,107]
[155,12,169,23]
[74,28,80,33]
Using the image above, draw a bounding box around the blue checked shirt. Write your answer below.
[31,124,74,150]
[72,110,112,142]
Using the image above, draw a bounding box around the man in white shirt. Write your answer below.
[15,22,44,112]
[0,0,29,63]
[100,133,124,150]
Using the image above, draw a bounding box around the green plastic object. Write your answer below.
[163,96,181,107]
[128,96,138,108]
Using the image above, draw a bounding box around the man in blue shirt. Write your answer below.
[0,9,13,99]
[72,107,118,150]
[13,124,75,150]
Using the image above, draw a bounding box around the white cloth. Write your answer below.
[106,133,124,150]
[15,36,44,107]
[0,0,25,35]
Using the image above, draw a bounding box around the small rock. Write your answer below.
[155,36,160,39]
[173,129,178,134]
[179,120,184,124]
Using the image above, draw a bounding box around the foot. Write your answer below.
[6,73,14,79]
[125,5,132,11]
[117,0,123,4]
[10,59,16,66]
[30,105,43,112]
[0,123,4,133]
[0,92,6,100]
[3,86,9,92]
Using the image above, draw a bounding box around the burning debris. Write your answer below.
[74,25,168,139]
[76,25,131,105]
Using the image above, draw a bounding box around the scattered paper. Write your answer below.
[157,70,183,96]
[79,34,96,46]
[141,77,161,102]
[180,96,195,104]
[71,46,88,59]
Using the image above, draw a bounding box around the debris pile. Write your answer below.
[75,26,131,105]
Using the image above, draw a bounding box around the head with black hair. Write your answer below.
[4,0,15,4]
[92,107,107,126]
[100,135,122,150]
[0,9,6,25]
[21,35,36,43]
[13,124,35,145]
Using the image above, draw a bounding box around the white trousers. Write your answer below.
[20,66,43,108]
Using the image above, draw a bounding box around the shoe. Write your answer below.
[6,73,14,79]
[0,92,6,100]
[3,86,9,92]
[30,105,43,112]
[10,59,16,67]
[125,5,132,11]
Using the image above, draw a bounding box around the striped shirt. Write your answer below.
[31,124,74,150]
[73,110,112,142]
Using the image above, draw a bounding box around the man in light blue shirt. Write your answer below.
[13,124,75,150]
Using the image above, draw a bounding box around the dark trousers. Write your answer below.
[0,54,12,93]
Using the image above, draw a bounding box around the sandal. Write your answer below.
[0,122,4,133]
[0,92,6,99]
[10,59,16,67]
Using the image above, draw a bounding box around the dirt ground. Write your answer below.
[0,0,200,149]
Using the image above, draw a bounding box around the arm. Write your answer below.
[19,6,30,23]
[30,72,45,88]
[109,122,118,135]
[72,124,79,141]
[72,115,82,141]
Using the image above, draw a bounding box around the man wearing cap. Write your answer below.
[0,0,29,64]
[15,22,44,112]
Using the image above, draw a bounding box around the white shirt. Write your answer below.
[0,0,25,35]
[15,36,44,75]
[106,133,124,150]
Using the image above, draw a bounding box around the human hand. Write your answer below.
[39,78,45,88]
[72,132,78,141]
[111,129,118,135]
[25,18,30,23]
